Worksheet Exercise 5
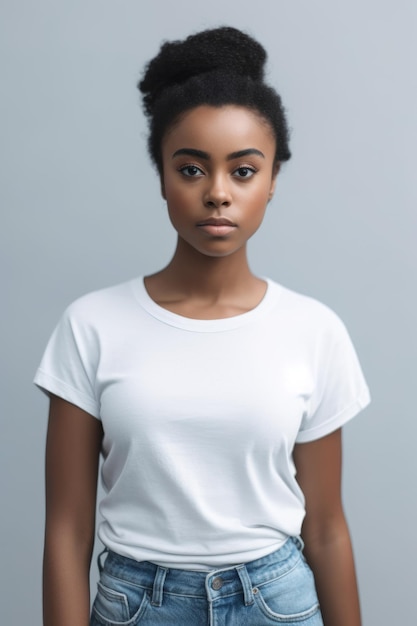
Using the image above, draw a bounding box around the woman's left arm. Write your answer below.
[293,428,361,626]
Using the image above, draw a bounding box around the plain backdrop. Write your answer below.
[1,1,416,624]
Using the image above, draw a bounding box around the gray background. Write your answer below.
[1,1,416,624]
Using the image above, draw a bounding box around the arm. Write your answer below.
[293,428,361,626]
[43,395,103,626]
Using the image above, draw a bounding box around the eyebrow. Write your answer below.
[172,148,265,160]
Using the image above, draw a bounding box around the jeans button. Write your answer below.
[211,576,224,590]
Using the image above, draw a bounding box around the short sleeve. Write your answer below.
[34,304,101,419]
[296,314,370,443]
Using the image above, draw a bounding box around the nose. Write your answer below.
[203,175,232,208]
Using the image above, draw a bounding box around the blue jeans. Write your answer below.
[90,538,323,625]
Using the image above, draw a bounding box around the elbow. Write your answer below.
[301,506,351,553]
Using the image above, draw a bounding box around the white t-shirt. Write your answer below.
[34,277,370,569]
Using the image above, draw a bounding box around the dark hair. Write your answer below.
[138,26,291,173]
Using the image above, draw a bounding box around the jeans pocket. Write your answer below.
[91,574,149,625]
[252,557,321,624]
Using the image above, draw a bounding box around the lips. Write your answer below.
[196,217,237,236]
[196,217,236,227]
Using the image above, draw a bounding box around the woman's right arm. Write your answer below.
[43,395,103,626]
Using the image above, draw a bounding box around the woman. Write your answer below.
[35,26,370,625]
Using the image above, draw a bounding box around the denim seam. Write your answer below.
[252,554,302,589]
[102,572,152,593]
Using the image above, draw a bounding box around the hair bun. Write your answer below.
[139,26,266,116]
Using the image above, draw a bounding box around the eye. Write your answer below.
[233,166,256,179]
[179,164,204,177]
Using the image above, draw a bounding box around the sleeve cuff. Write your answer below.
[33,369,100,419]
[295,386,371,444]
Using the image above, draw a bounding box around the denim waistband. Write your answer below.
[98,537,304,606]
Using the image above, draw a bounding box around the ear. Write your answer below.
[268,162,281,200]
[160,177,166,200]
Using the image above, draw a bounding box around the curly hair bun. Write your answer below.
[140,26,267,116]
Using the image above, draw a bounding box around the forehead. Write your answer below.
[162,105,276,158]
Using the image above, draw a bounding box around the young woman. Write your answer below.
[35,26,370,626]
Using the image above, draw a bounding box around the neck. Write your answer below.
[161,238,255,297]
[144,238,267,318]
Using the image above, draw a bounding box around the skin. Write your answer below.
[294,430,362,625]
[43,396,102,626]
[43,105,361,625]
[145,105,279,319]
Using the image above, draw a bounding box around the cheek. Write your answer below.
[164,188,194,230]
[163,184,184,214]
[252,204,268,229]
[245,191,270,231]
[246,185,271,215]
[164,176,194,205]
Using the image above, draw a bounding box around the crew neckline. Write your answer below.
[131,276,281,332]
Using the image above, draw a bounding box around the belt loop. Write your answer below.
[236,565,255,606]
[151,566,168,607]
[294,535,305,552]
[97,547,108,574]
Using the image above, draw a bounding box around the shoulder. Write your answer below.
[267,278,349,340]
[62,277,140,326]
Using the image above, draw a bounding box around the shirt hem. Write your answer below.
[97,536,289,571]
